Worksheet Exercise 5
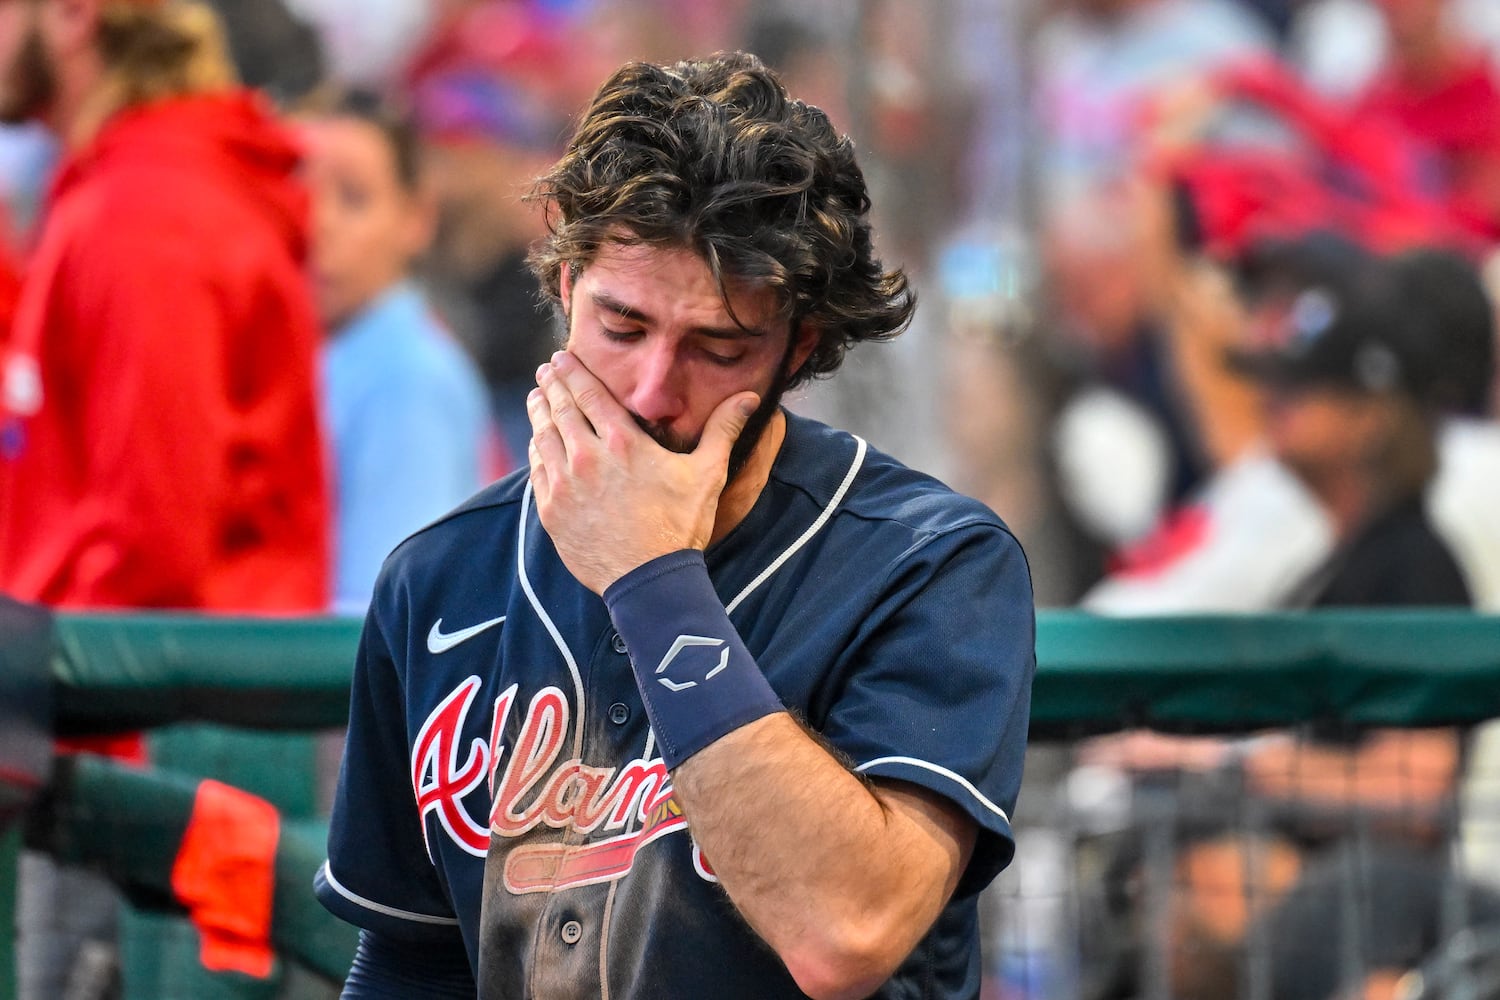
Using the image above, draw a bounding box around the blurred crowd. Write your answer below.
[994,2,1500,999]
[1014,0,1500,617]
[0,0,1498,998]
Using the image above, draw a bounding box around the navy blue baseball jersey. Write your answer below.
[316,411,1036,998]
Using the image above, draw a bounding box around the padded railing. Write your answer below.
[47,609,1500,734]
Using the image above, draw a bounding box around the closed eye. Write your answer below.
[600,326,644,343]
[703,348,746,367]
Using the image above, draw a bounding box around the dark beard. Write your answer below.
[0,18,55,126]
[634,372,787,485]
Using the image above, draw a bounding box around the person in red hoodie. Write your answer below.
[0,2,329,997]
[0,0,328,615]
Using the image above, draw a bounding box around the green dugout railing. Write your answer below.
[4,609,1500,1000]
[47,609,1500,734]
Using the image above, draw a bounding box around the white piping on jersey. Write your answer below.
[644,434,867,766]
[724,435,867,614]
[519,482,587,760]
[317,860,461,926]
[854,756,1011,824]
[599,880,619,1000]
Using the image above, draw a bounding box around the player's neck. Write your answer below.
[711,410,787,546]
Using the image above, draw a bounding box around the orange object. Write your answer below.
[169,779,281,978]
[55,733,147,767]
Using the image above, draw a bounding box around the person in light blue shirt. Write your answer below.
[305,91,501,612]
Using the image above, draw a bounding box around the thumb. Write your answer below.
[697,391,761,467]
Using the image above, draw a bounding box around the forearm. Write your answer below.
[1246,727,1459,810]
[603,552,971,999]
[672,715,969,1000]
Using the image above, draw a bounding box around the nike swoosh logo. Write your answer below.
[427,615,507,654]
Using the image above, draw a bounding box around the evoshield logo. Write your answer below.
[655,635,729,692]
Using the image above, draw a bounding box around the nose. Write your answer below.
[624,341,688,426]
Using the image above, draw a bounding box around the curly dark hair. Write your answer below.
[527,51,915,387]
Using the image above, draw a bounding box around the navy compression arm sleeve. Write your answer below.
[341,929,475,999]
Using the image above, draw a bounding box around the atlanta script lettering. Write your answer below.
[410,676,710,893]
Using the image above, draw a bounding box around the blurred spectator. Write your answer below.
[1391,247,1500,609]
[1293,0,1500,100]
[1353,0,1500,240]
[1038,184,1212,590]
[0,121,54,244]
[1086,235,1386,614]
[1292,0,1392,96]
[1228,255,1469,606]
[1081,80,1496,606]
[1061,1,1499,606]
[418,123,557,461]
[1032,0,1275,207]
[0,0,328,615]
[0,200,23,346]
[1080,234,1347,612]
[1029,0,1277,594]
[1147,55,1474,262]
[1079,235,1491,840]
[1075,238,1486,998]
[400,1,577,460]
[1385,246,1500,901]
[0,1,329,996]
[1237,0,1309,40]
[1155,835,1500,1000]
[301,89,501,613]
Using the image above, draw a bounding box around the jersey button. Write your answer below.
[608,703,630,726]
[611,632,628,655]
[560,920,583,945]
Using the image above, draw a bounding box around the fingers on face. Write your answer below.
[706,392,759,460]
[530,352,653,489]
[529,350,611,490]
[549,351,631,434]
[526,386,553,442]
[537,358,600,450]
[526,436,549,498]
[527,386,567,480]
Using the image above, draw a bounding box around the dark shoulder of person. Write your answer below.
[1312,498,1472,608]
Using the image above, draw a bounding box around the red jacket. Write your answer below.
[1357,52,1500,241]
[0,92,329,613]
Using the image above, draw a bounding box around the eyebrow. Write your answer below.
[591,291,769,341]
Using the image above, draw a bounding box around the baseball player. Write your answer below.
[316,52,1036,999]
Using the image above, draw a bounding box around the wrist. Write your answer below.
[604,551,782,770]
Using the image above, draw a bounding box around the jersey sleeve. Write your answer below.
[317,600,464,943]
[339,928,476,999]
[818,524,1035,898]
